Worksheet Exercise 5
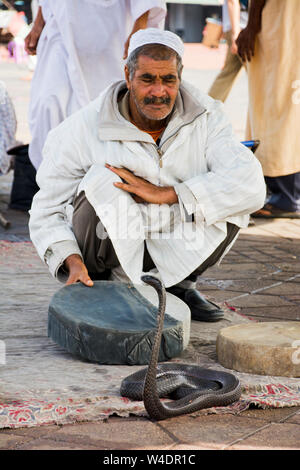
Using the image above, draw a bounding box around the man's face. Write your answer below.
[125,55,180,125]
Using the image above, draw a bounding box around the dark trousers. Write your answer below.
[265,172,300,212]
[72,191,240,284]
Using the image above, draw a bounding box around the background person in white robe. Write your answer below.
[29,29,266,323]
[0,81,17,175]
[25,0,166,170]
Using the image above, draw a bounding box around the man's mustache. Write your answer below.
[144,96,171,105]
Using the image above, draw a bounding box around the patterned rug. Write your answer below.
[1,241,300,429]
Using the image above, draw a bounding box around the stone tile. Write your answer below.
[45,417,175,450]
[229,294,296,308]
[276,263,300,274]
[0,208,30,242]
[196,281,224,290]
[240,226,280,239]
[204,263,279,281]
[0,431,30,450]
[1,424,62,439]
[235,234,274,245]
[197,278,237,290]
[263,273,300,283]
[235,306,300,321]
[15,439,99,450]
[227,422,300,450]
[285,295,300,305]
[259,282,300,296]
[228,280,284,294]
[158,414,264,448]
[259,225,300,241]
[285,410,300,425]
[170,443,221,450]
[241,407,300,423]
[199,290,245,302]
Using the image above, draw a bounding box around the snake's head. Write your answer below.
[141,275,165,292]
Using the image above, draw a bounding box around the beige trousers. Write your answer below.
[208,31,244,102]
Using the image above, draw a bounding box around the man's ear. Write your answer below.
[124,65,130,88]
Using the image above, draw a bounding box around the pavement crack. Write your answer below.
[154,421,182,445]
[222,422,272,450]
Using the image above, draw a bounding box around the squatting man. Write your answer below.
[29,29,266,323]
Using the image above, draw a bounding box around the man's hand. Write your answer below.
[24,6,45,55]
[64,254,94,287]
[236,26,257,62]
[230,38,239,55]
[106,164,178,205]
[236,0,266,62]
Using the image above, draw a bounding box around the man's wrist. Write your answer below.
[247,0,266,34]
[231,29,240,40]
[34,7,45,29]
[161,187,178,205]
[247,19,261,34]
[64,253,83,270]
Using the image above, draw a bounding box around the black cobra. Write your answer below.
[120,275,242,421]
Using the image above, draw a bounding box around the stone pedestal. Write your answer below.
[217,322,300,377]
[48,281,191,365]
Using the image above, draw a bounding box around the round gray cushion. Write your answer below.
[48,281,188,365]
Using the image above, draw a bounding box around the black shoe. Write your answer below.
[166,286,224,322]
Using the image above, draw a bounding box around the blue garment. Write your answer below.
[240,0,248,10]
[265,173,300,212]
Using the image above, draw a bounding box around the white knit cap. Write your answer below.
[127,28,184,59]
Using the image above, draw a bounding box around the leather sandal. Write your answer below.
[252,203,300,219]
[166,286,224,322]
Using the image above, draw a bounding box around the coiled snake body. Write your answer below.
[120,275,241,420]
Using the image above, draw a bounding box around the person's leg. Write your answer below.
[73,192,239,321]
[208,31,244,102]
[253,172,300,218]
[72,191,157,280]
[72,191,120,279]
[191,223,240,277]
[167,223,240,322]
[265,173,300,212]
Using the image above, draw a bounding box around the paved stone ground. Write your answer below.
[0,47,300,451]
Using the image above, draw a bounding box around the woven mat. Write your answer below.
[1,241,300,429]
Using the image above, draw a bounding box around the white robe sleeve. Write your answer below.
[183,102,266,226]
[38,0,52,21]
[29,117,90,270]
[129,0,166,26]
[44,240,83,281]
